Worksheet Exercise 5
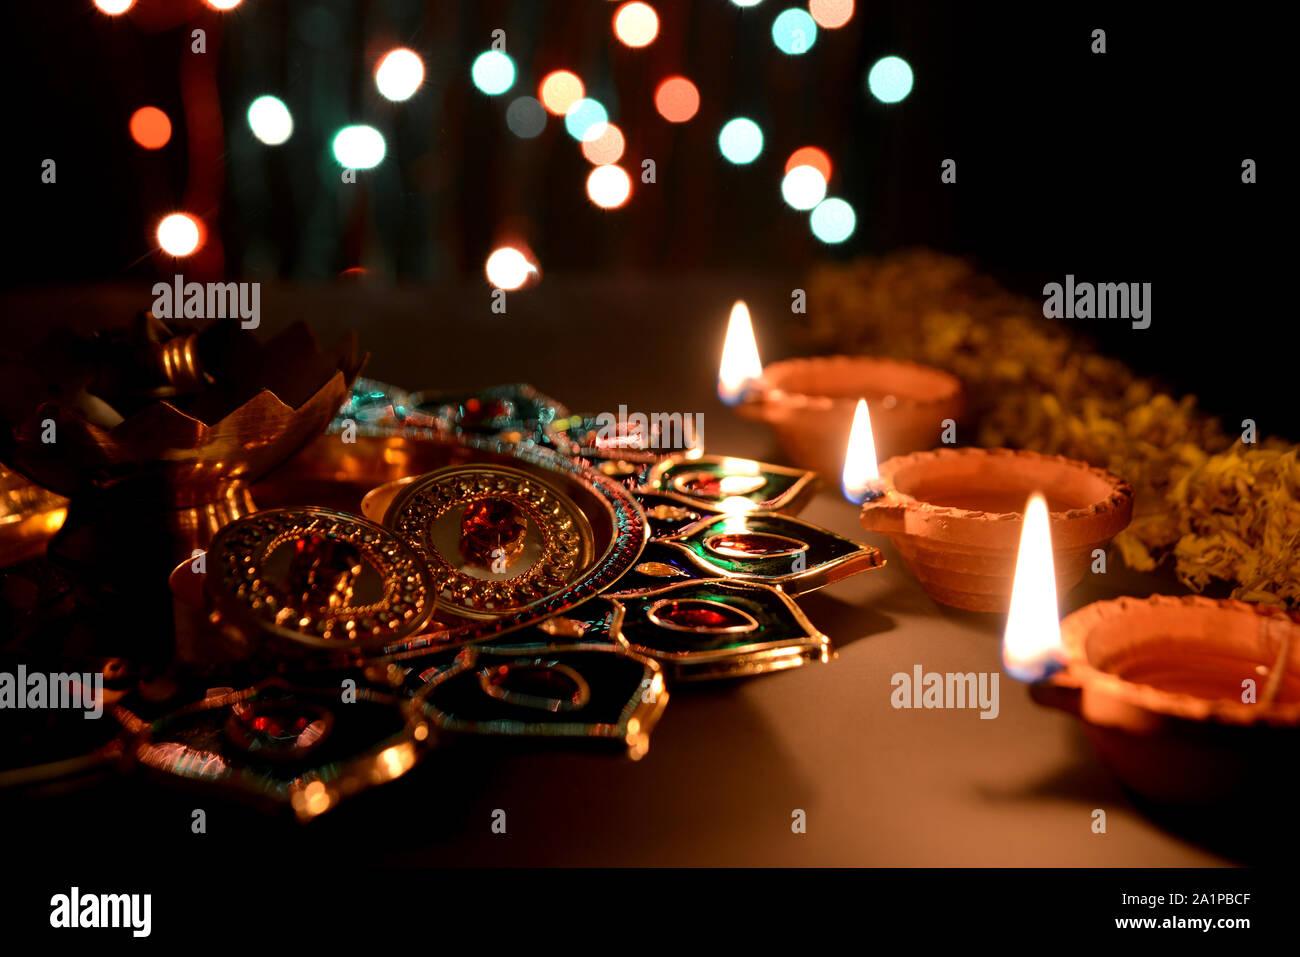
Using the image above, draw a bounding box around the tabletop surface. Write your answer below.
[0,278,1251,866]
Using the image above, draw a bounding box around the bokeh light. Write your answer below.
[129,107,171,150]
[613,2,659,48]
[781,165,827,210]
[582,123,626,165]
[810,197,856,243]
[485,247,537,290]
[157,214,202,257]
[654,76,700,123]
[867,55,914,104]
[505,96,547,138]
[205,0,242,9]
[809,0,854,28]
[375,48,424,101]
[586,164,632,209]
[718,118,763,164]
[470,50,514,96]
[772,8,817,54]
[93,0,134,13]
[247,96,293,145]
[729,0,763,6]
[332,125,386,168]
[539,71,584,115]
[785,146,831,181]
[564,98,608,142]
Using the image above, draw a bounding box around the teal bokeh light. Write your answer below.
[471,51,515,95]
[564,98,609,142]
[810,198,856,243]
[867,55,914,103]
[772,9,817,55]
[718,118,764,164]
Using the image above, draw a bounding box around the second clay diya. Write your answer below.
[1028,595,1300,804]
[736,355,966,479]
[858,447,1134,612]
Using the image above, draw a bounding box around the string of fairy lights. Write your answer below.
[95,0,913,287]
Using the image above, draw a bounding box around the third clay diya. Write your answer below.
[1029,595,1300,804]
[858,447,1133,612]
[1002,497,1300,806]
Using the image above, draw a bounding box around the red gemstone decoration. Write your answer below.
[285,534,364,610]
[488,665,581,703]
[675,471,766,500]
[458,398,515,428]
[653,599,753,631]
[665,605,730,628]
[682,475,722,497]
[709,533,804,557]
[460,498,528,568]
[250,714,310,739]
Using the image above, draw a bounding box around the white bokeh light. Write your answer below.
[247,96,293,146]
[485,247,537,290]
[586,164,632,208]
[157,214,201,257]
[332,125,386,169]
[781,165,828,210]
[375,48,425,102]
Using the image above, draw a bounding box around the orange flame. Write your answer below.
[841,398,880,502]
[718,301,763,406]
[1002,493,1064,681]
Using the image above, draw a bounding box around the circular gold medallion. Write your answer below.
[205,506,435,655]
[383,465,595,619]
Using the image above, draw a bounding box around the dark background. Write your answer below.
[0,0,1290,434]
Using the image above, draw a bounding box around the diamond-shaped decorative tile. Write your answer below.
[123,677,433,821]
[609,578,832,681]
[643,454,818,514]
[614,510,883,595]
[411,638,667,759]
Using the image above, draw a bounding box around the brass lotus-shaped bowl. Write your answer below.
[0,321,363,506]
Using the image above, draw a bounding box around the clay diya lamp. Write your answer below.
[1033,597,1300,804]
[857,446,1133,612]
[717,301,964,478]
[1001,506,1300,803]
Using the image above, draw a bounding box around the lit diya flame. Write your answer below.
[717,301,763,406]
[841,398,883,503]
[1002,493,1064,682]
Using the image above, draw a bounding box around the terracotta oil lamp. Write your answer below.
[719,301,965,478]
[856,445,1133,612]
[1002,498,1300,804]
